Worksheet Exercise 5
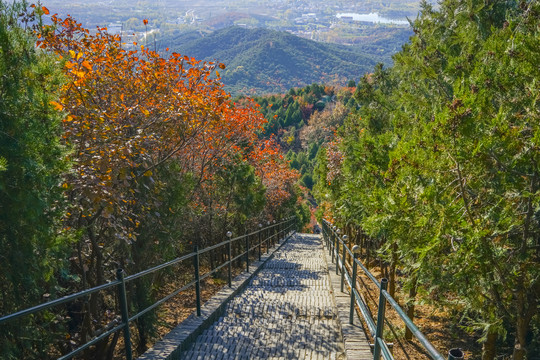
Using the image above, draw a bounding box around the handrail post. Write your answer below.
[341,235,348,292]
[116,269,133,360]
[245,234,250,272]
[349,246,360,324]
[194,245,201,316]
[335,229,341,275]
[373,278,388,360]
[325,224,329,249]
[327,224,332,255]
[331,225,336,258]
[266,224,269,254]
[329,225,333,255]
[272,220,276,246]
[448,348,464,360]
[226,231,232,288]
[267,221,271,251]
[331,229,335,263]
[258,224,262,261]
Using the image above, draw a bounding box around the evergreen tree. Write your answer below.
[0,1,69,357]
[316,0,540,358]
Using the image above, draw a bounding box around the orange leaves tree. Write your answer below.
[35,13,301,357]
[250,138,301,218]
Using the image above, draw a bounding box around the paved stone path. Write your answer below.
[180,233,348,360]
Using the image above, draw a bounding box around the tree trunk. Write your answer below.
[405,276,417,340]
[366,237,370,269]
[389,243,397,299]
[512,175,538,360]
[481,328,497,360]
[512,297,536,360]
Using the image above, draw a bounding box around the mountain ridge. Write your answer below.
[159,26,380,95]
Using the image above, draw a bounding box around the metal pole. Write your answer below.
[335,229,341,275]
[267,221,271,250]
[326,224,334,255]
[245,233,250,272]
[194,245,201,316]
[116,269,133,360]
[341,235,348,292]
[227,231,232,288]
[326,224,329,249]
[331,227,335,263]
[373,278,388,360]
[277,220,281,243]
[448,349,464,360]
[350,247,359,324]
[330,225,335,256]
[258,224,262,261]
[273,220,277,245]
[266,223,269,254]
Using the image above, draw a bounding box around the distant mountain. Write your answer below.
[203,12,276,30]
[158,27,380,95]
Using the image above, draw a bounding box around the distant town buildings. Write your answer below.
[107,22,122,35]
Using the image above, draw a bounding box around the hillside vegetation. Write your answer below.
[245,83,357,193]
[159,26,380,94]
[315,0,540,359]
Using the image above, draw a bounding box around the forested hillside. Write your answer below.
[0,3,309,358]
[158,26,380,94]
[314,0,540,359]
[244,83,357,193]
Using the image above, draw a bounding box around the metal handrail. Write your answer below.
[0,280,120,323]
[125,252,196,281]
[0,217,297,360]
[322,219,463,360]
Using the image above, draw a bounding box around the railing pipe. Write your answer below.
[57,322,125,360]
[194,245,201,316]
[116,269,133,360]
[129,280,197,322]
[125,252,196,281]
[0,280,120,325]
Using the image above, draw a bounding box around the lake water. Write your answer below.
[336,13,409,25]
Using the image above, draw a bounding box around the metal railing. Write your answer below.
[322,219,464,360]
[0,217,297,360]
